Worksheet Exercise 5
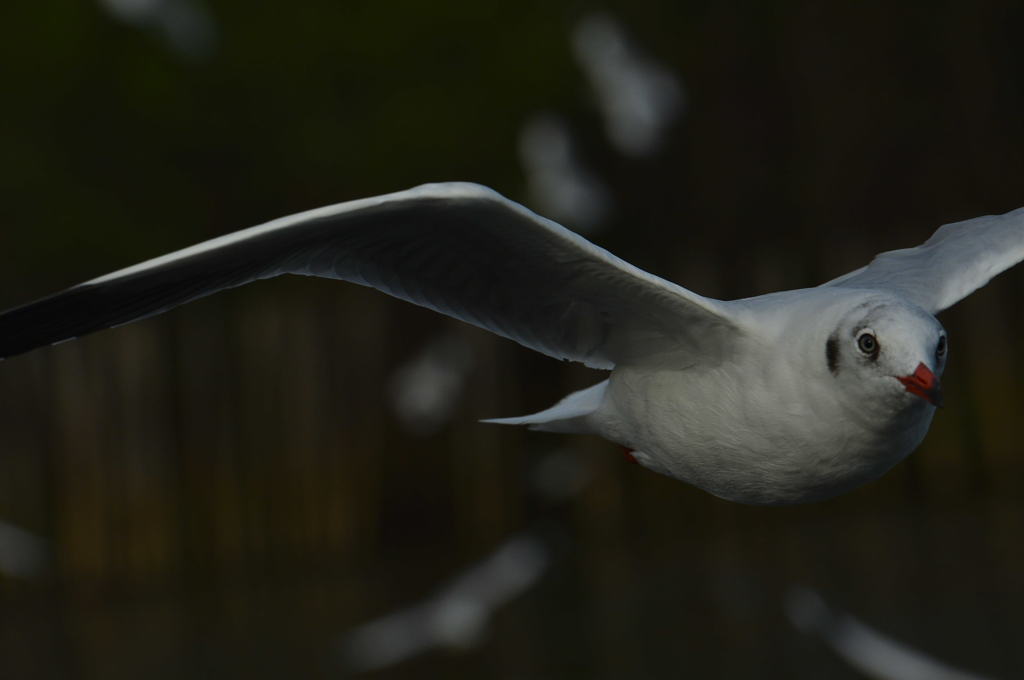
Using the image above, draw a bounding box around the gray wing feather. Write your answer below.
[823,206,1024,313]
[0,183,740,368]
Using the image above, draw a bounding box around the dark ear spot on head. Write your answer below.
[826,334,839,375]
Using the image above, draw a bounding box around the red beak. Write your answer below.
[897,362,943,407]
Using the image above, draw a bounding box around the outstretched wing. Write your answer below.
[823,206,1024,313]
[0,183,741,368]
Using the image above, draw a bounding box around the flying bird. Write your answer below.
[1,183,1021,504]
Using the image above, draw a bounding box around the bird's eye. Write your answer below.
[936,334,947,357]
[856,331,879,357]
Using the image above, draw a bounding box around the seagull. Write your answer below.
[1,183,1022,504]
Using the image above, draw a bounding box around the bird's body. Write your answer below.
[594,288,938,504]
[1,183,1020,504]
[494,285,942,503]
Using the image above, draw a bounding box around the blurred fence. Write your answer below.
[0,251,1021,679]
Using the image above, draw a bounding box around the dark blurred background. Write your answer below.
[0,1,1023,678]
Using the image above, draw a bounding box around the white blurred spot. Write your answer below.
[0,521,47,579]
[518,114,611,232]
[390,332,475,437]
[786,587,996,680]
[339,533,548,672]
[98,0,216,60]
[571,13,685,157]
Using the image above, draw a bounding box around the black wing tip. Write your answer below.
[0,284,106,360]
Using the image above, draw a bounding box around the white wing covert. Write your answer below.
[823,206,1024,313]
[0,183,741,368]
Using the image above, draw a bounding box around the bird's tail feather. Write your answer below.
[481,379,607,434]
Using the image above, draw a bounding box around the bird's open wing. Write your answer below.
[822,206,1024,313]
[0,183,741,368]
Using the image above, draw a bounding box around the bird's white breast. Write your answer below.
[594,342,934,506]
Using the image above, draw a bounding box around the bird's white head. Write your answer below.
[824,296,947,413]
